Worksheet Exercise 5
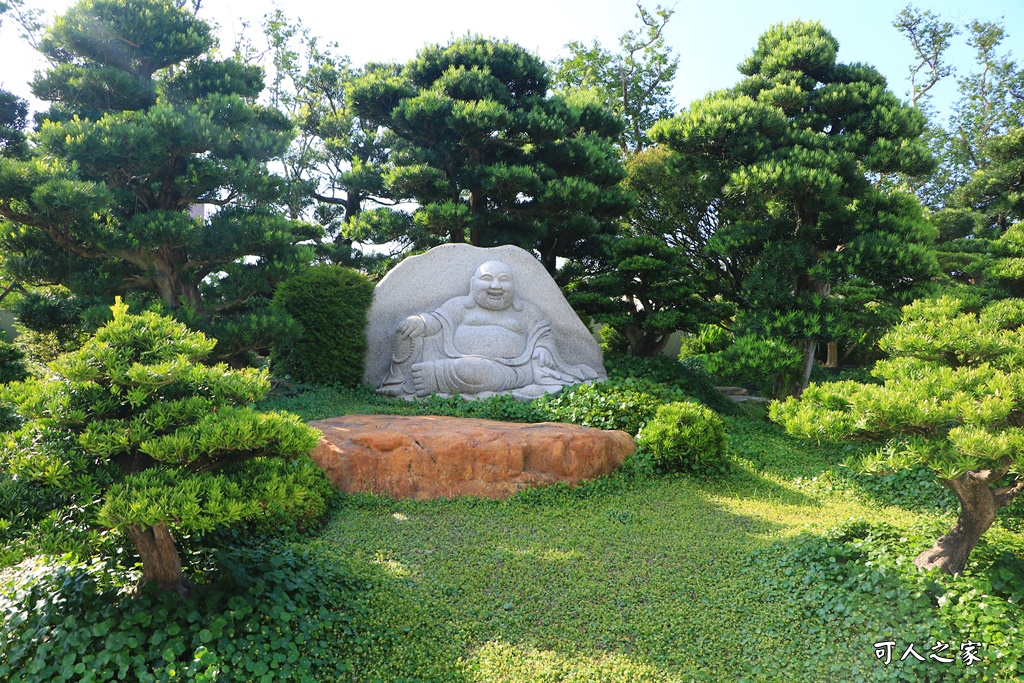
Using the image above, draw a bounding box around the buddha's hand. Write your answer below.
[397,315,427,339]
[534,347,572,383]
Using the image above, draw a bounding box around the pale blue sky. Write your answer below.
[2,0,1022,123]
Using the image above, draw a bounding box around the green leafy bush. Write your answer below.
[0,341,25,432]
[0,342,26,386]
[677,323,730,358]
[637,401,729,476]
[271,265,374,386]
[10,290,92,365]
[11,290,85,337]
[535,377,678,436]
[0,543,369,682]
[702,334,803,398]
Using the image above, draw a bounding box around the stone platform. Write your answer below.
[308,414,635,500]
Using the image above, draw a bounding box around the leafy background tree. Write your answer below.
[564,146,733,357]
[348,35,632,274]
[896,6,1024,312]
[551,1,678,155]
[551,5,728,356]
[251,11,404,270]
[0,0,320,362]
[652,20,938,391]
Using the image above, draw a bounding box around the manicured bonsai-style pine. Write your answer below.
[271,265,374,386]
[771,296,1024,575]
[0,300,322,596]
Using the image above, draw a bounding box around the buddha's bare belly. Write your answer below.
[453,324,526,358]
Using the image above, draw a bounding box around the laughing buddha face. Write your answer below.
[470,261,516,311]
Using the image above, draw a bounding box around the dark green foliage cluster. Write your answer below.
[0,341,26,431]
[637,401,730,476]
[702,335,804,398]
[0,476,73,566]
[564,232,731,357]
[10,290,92,364]
[750,519,1024,682]
[0,89,29,159]
[11,290,85,338]
[0,342,26,386]
[0,543,369,682]
[605,352,739,414]
[271,266,374,386]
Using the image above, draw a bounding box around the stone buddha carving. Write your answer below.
[378,260,600,400]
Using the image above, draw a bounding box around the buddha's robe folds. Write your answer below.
[378,296,599,400]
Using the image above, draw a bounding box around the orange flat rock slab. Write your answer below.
[308,414,635,500]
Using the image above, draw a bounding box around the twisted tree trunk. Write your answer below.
[916,462,1024,575]
[125,522,191,598]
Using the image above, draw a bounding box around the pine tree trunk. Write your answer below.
[625,326,669,357]
[125,523,191,597]
[796,338,817,396]
[795,279,831,395]
[915,466,1023,575]
[152,250,202,312]
[826,341,838,368]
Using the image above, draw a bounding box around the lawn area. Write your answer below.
[268,388,1022,682]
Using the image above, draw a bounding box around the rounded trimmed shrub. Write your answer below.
[637,401,729,476]
[271,265,374,386]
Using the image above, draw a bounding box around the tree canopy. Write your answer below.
[0,0,319,360]
[653,20,938,390]
[348,35,632,274]
[0,300,322,595]
[772,296,1024,574]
